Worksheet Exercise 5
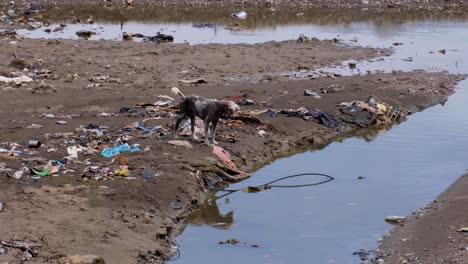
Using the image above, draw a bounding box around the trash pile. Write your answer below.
[339,96,407,127]
[123,32,174,43]
[260,96,407,132]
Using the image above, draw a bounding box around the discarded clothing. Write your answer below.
[212,146,249,181]
[306,108,343,131]
[101,144,140,158]
[276,107,343,131]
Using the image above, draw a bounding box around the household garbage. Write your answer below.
[218,239,260,248]
[231,11,247,19]
[124,32,174,43]
[28,140,41,148]
[101,144,140,158]
[385,215,406,224]
[193,23,215,28]
[179,78,207,84]
[304,89,321,98]
[339,96,407,127]
[212,146,249,181]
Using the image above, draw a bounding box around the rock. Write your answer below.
[9,58,31,69]
[76,30,97,38]
[7,9,16,17]
[60,255,105,264]
[258,130,266,137]
[56,120,68,125]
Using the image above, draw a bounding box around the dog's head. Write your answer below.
[221,101,240,119]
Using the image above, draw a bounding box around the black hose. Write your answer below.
[208,173,334,199]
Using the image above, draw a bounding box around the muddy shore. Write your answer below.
[0,5,467,264]
[0,34,464,263]
[378,174,468,263]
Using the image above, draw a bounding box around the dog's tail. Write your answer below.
[171,87,185,100]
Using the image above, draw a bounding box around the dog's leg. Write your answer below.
[211,120,219,145]
[173,115,185,138]
[190,116,199,141]
[204,120,211,145]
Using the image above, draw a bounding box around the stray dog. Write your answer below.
[171,87,240,145]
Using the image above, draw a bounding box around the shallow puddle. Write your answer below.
[168,14,468,264]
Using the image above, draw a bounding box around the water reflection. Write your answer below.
[188,196,235,230]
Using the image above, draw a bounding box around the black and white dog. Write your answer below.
[171,87,240,145]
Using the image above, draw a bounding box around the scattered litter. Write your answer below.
[348,62,357,69]
[114,168,130,177]
[304,89,321,98]
[231,11,247,19]
[101,144,140,158]
[321,84,344,93]
[168,140,193,149]
[218,239,260,248]
[28,140,41,148]
[97,112,112,117]
[458,227,468,232]
[439,49,446,55]
[133,32,174,43]
[14,167,28,179]
[179,78,207,84]
[385,216,406,224]
[0,75,33,85]
[27,124,43,129]
[67,145,80,159]
[392,42,404,46]
[212,146,249,181]
[402,57,413,62]
[56,120,68,125]
[258,130,266,137]
[193,23,215,28]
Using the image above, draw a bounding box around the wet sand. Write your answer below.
[378,174,468,263]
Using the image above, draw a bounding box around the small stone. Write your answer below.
[56,120,68,125]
